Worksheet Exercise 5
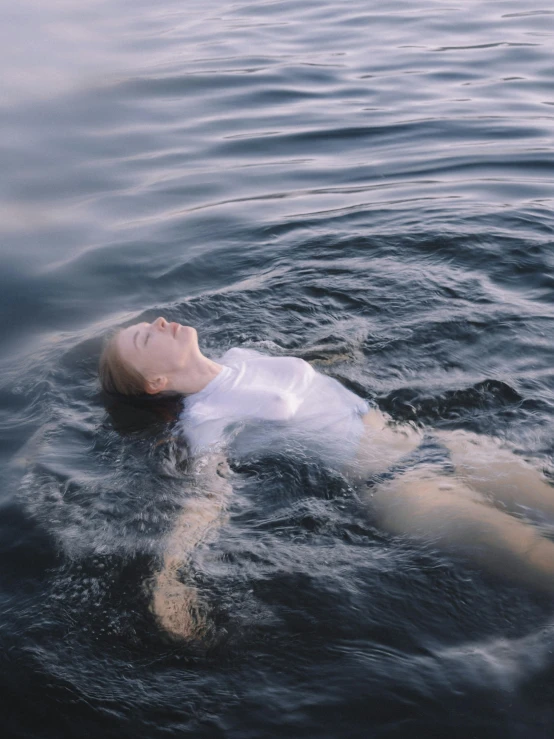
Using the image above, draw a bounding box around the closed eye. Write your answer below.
[144,332,151,347]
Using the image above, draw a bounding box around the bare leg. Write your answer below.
[367,465,554,595]
[435,429,554,521]
[347,408,423,481]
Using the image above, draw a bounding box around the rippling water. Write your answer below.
[2,1,554,736]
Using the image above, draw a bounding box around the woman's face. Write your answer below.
[117,317,199,387]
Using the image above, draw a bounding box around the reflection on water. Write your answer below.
[2,0,554,737]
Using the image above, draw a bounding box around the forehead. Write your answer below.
[117,322,149,357]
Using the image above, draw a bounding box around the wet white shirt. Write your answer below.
[178,348,370,464]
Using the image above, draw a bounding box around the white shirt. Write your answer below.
[178,348,370,465]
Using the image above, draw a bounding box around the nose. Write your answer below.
[154,316,168,330]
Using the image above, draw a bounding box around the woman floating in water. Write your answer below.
[100,317,554,640]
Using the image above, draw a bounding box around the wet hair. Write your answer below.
[102,390,184,436]
[99,330,147,396]
[99,330,184,435]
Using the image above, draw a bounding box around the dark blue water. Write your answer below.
[2,1,554,736]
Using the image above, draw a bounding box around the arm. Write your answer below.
[151,453,233,641]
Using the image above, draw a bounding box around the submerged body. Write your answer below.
[179,347,370,464]
[100,318,554,640]
[162,347,554,639]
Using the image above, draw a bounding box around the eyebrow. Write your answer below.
[133,330,139,349]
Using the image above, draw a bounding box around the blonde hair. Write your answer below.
[99,331,147,396]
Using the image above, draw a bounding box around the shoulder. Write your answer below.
[221,347,311,368]
[220,347,262,365]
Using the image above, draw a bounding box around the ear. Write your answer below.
[144,375,168,395]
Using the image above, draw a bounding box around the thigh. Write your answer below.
[436,429,554,521]
[369,464,488,538]
[367,465,554,595]
[348,408,423,481]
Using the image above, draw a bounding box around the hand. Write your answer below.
[151,570,211,642]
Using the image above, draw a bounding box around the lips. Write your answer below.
[171,323,179,338]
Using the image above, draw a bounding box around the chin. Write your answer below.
[178,325,198,347]
[181,325,197,338]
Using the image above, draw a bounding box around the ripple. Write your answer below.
[3,0,554,736]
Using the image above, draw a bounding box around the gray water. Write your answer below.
[2,1,554,737]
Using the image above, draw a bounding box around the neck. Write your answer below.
[168,354,223,395]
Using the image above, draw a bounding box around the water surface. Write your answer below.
[2,1,554,737]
